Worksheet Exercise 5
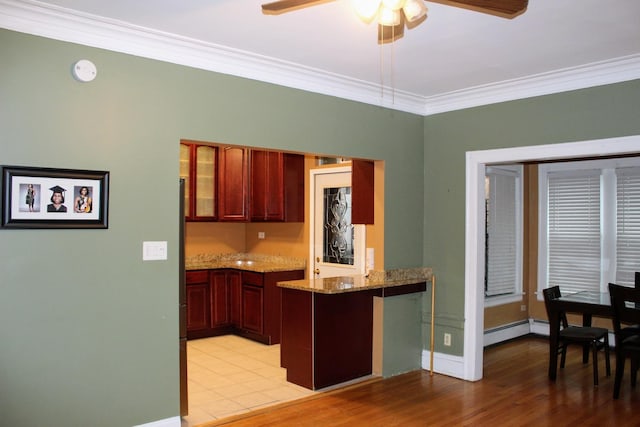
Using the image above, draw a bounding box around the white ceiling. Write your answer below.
[2,0,640,114]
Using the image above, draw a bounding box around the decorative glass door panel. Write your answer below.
[323,187,354,265]
[179,144,191,218]
[195,145,215,217]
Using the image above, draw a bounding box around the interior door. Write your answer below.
[310,166,365,279]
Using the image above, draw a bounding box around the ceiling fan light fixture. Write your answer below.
[402,0,427,22]
[378,6,401,26]
[381,0,405,10]
[353,0,381,22]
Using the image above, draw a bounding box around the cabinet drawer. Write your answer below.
[242,271,264,286]
[186,270,209,284]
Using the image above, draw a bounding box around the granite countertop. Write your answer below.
[185,253,306,273]
[277,267,433,294]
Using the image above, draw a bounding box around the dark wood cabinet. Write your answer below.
[239,271,264,340]
[210,269,240,328]
[181,143,305,223]
[281,288,381,390]
[186,268,304,344]
[218,146,249,221]
[250,151,304,222]
[241,284,264,334]
[180,141,217,221]
[352,159,375,224]
[185,271,211,339]
[230,272,242,327]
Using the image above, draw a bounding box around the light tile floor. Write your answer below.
[181,335,315,426]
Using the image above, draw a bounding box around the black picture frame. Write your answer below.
[1,165,109,229]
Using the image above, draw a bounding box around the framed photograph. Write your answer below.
[1,166,109,229]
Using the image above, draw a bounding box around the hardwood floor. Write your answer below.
[199,336,639,426]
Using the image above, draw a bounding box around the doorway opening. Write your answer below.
[464,135,640,381]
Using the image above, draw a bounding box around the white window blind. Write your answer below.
[616,167,640,285]
[485,166,521,298]
[547,170,601,294]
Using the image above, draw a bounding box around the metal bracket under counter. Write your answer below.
[380,281,427,297]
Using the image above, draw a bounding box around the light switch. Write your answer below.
[143,241,168,261]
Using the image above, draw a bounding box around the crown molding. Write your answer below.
[2,0,639,116]
[425,54,640,115]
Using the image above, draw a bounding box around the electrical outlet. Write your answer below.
[258,232,265,239]
[520,304,527,312]
[444,333,451,347]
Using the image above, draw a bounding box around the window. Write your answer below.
[617,167,640,284]
[538,158,640,295]
[485,165,523,306]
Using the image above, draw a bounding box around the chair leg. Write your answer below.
[592,342,599,386]
[614,352,625,399]
[560,345,567,369]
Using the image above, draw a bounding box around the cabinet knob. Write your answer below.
[314,269,320,275]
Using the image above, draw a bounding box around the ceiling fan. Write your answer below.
[262,0,529,44]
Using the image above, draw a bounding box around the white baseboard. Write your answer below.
[425,319,616,382]
[133,416,180,427]
[421,350,465,379]
[484,321,532,347]
[422,319,546,380]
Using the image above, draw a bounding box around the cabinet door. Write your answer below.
[251,150,284,221]
[210,271,230,327]
[194,145,216,218]
[241,284,264,334]
[351,159,374,224]
[180,141,217,221]
[229,271,242,327]
[218,146,249,221]
[282,153,305,222]
[179,143,192,218]
[251,151,304,222]
[186,284,210,332]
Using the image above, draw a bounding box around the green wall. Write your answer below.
[0,29,424,426]
[3,26,639,426]
[423,81,640,354]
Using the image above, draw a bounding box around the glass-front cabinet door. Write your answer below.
[179,143,191,217]
[180,141,217,221]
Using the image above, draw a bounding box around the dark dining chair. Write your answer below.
[608,283,640,398]
[543,285,611,386]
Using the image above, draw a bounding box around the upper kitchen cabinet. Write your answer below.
[180,141,217,221]
[352,159,374,224]
[251,150,304,222]
[218,146,250,221]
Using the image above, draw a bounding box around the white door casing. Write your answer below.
[464,135,640,382]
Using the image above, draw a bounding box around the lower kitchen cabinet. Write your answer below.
[241,284,264,334]
[185,271,212,339]
[186,268,304,344]
[210,269,240,328]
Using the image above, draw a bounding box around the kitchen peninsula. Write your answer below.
[278,268,432,390]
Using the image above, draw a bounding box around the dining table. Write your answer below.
[547,290,613,380]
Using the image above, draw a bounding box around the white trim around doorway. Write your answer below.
[463,134,640,381]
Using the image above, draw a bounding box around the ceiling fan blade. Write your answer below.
[262,0,336,15]
[427,0,528,19]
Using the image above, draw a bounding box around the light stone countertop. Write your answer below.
[277,267,433,294]
[186,253,306,273]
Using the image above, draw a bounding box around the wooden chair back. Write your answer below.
[543,286,569,329]
[609,283,640,336]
